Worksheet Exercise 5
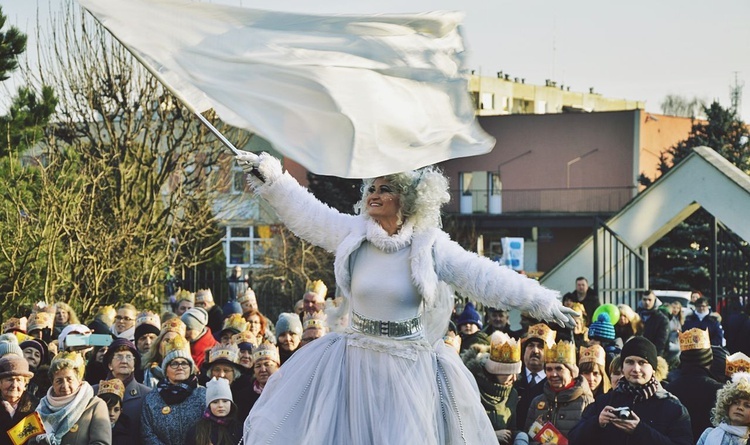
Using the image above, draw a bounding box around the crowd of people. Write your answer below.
[0,283,332,445]
[0,282,746,444]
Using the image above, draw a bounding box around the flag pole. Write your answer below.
[82,8,243,157]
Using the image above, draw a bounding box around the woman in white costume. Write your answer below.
[237,151,578,445]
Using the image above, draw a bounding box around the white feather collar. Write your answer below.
[365,218,414,253]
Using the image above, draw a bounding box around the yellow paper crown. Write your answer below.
[525,323,556,348]
[95,306,117,324]
[222,314,249,334]
[208,343,239,365]
[161,318,186,337]
[28,312,53,331]
[174,289,195,303]
[578,345,606,366]
[195,289,213,303]
[162,335,190,357]
[726,352,750,378]
[489,331,521,364]
[679,328,711,351]
[2,317,27,333]
[232,330,259,347]
[545,340,576,366]
[237,288,256,304]
[306,280,328,298]
[252,341,280,364]
[98,378,125,399]
[303,311,327,330]
[51,351,86,380]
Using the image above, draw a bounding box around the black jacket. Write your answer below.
[568,385,692,445]
[0,392,39,445]
[513,371,546,431]
[664,365,723,442]
[638,308,670,355]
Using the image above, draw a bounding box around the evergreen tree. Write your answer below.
[306,172,361,215]
[0,6,26,81]
[648,102,749,291]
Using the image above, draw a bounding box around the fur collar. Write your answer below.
[365,218,414,252]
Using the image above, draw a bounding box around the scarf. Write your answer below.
[253,380,265,395]
[157,374,198,405]
[615,376,661,403]
[36,381,95,445]
[111,324,135,341]
[106,372,135,389]
[202,407,231,426]
[704,423,749,445]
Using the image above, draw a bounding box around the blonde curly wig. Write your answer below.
[712,372,750,426]
[354,166,450,232]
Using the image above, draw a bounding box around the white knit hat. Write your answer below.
[0,334,23,358]
[206,377,234,406]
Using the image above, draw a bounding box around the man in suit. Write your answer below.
[514,323,556,431]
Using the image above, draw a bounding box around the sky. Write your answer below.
[3,0,750,119]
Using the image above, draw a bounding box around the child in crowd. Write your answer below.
[698,372,750,445]
[186,377,243,445]
[608,355,623,388]
[97,378,130,445]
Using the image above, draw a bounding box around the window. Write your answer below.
[231,167,246,194]
[480,93,494,110]
[225,225,274,267]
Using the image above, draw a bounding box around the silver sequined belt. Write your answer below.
[351,311,423,338]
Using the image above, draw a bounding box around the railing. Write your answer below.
[446,186,636,214]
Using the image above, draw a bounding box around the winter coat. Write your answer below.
[464,350,519,432]
[206,305,224,341]
[184,418,243,445]
[683,311,725,347]
[459,331,490,353]
[93,377,151,443]
[562,288,601,325]
[514,372,546,431]
[41,396,112,445]
[639,308,670,355]
[141,385,206,445]
[665,365,724,442]
[523,376,594,439]
[189,328,218,370]
[0,392,39,445]
[254,167,568,345]
[567,384,692,445]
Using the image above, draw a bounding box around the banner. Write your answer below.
[7,412,44,445]
[77,0,495,178]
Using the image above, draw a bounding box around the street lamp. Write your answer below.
[566,148,599,188]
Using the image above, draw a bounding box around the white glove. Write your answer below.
[235,151,283,187]
[551,305,580,330]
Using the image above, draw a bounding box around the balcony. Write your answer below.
[447,187,636,214]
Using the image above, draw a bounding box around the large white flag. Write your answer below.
[78,0,495,178]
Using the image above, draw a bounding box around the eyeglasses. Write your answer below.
[168,361,191,369]
[115,316,134,322]
[112,354,134,362]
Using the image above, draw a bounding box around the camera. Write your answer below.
[612,407,631,419]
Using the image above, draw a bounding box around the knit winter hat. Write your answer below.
[103,338,141,368]
[276,313,303,337]
[588,313,616,341]
[0,354,33,379]
[0,334,24,358]
[134,313,161,342]
[206,377,234,406]
[621,336,658,369]
[181,307,209,332]
[456,303,482,329]
[678,328,713,367]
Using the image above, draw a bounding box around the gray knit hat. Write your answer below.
[206,377,234,406]
[181,307,209,332]
[276,313,303,336]
[0,334,23,358]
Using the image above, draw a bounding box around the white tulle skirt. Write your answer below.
[243,330,496,444]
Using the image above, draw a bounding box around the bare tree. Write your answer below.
[660,94,707,119]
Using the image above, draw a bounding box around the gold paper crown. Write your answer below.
[95,306,116,324]
[545,340,576,366]
[306,280,328,298]
[2,317,27,333]
[161,318,186,337]
[136,312,161,329]
[232,330,259,347]
[98,378,125,399]
[222,314,249,334]
[162,334,190,357]
[174,289,195,303]
[525,323,556,348]
[489,332,521,364]
[679,328,711,351]
[208,343,240,365]
[579,345,606,366]
[252,341,280,364]
[195,289,213,303]
[237,288,256,304]
[303,311,327,330]
[726,352,750,378]
[51,351,86,380]
[28,312,53,331]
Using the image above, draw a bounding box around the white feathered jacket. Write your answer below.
[252,161,566,344]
